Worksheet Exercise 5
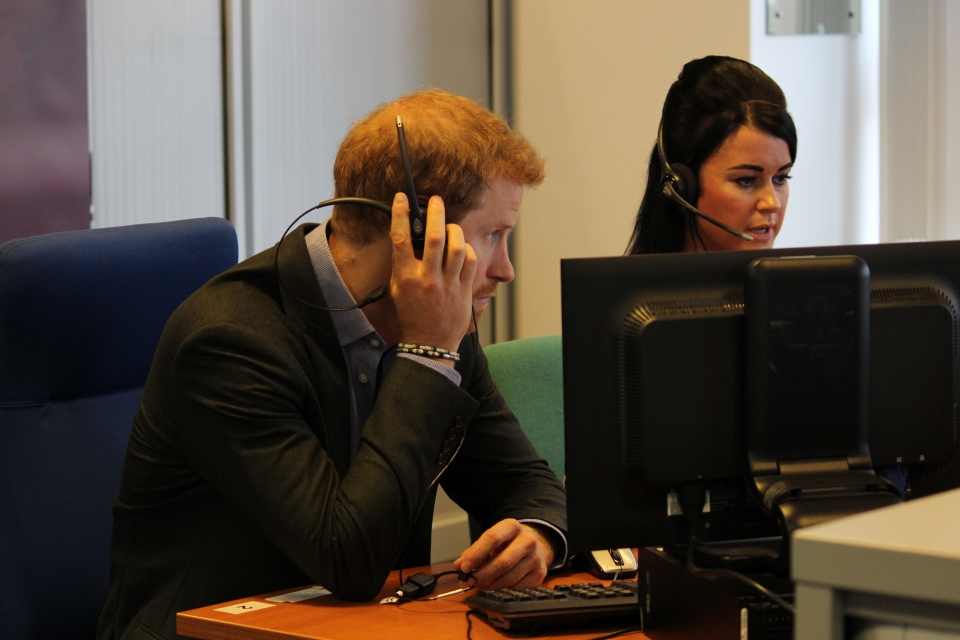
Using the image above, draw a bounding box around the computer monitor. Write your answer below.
[561,241,960,566]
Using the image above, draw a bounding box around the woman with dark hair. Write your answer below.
[626,56,797,254]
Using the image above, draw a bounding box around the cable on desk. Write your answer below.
[588,626,647,639]
[465,609,481,640]
[423,570,477,601]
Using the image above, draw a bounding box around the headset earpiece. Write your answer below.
[657,119,699,206]
[665,161,698,204]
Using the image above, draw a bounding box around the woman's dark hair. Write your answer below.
[626,56,797,254]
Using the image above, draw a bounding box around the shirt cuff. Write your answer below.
[397,352,462,386]
[519,518,569,571]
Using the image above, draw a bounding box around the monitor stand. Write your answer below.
[744,257,901,570]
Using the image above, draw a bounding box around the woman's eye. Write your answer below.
[734,176,756,187]
[774,174,792,186]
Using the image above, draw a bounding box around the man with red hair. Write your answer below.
[98,89,566,640]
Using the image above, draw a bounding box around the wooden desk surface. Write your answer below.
[177,563,649,640]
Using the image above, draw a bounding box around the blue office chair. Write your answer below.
[0,218,238,639]
[484,334,565,480]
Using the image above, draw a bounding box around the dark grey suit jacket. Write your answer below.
[96,224,567,639]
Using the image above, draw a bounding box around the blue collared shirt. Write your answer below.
[305,222,459,455]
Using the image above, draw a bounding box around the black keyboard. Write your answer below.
[465,580,639,631]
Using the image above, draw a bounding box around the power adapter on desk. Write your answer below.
[395,572,437,600]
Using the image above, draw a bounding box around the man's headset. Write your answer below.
[656,119,754,242]
[274,115,433,311]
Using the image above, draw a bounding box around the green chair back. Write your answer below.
[484,334,564,480]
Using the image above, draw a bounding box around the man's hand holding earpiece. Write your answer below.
[390,193,477,364]
[453,519,554,591]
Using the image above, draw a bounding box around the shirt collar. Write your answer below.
[304,221,379,347]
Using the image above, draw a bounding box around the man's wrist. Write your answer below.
[396,343,460,361]
[520,521,567,570]
[397,352,462,382]
[523,524,555,566]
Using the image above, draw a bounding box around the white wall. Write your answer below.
[949,2,960,241]
[88,0,491,257]
[880,0,960,243]
[88,0,225,228]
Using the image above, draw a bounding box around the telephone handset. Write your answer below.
[395,115,428,252]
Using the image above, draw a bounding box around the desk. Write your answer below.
[177,562,649,640]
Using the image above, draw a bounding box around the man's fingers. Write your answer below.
[469,540,546,591]
[391,192,413,262]
[443,222,471,278]
[457,520,518,573]
[419,195,447,272]
[459,242,477,290]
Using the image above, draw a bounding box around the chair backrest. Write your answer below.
[484,334,564,480]
[0,218,238,639]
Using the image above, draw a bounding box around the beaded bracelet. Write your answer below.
[397,343,461,361]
